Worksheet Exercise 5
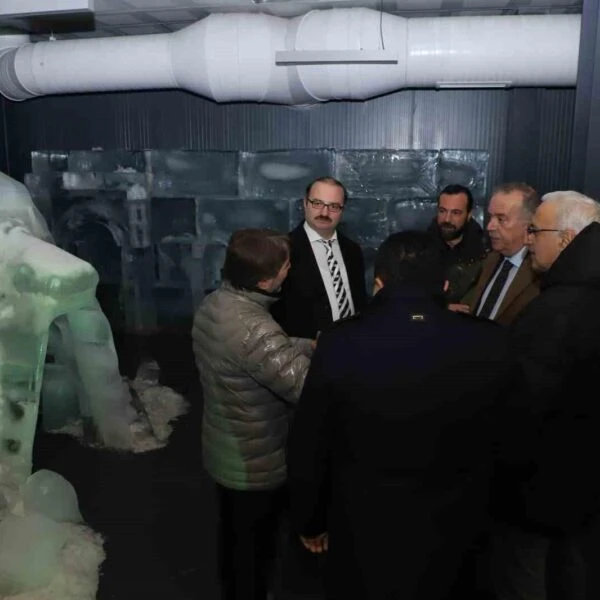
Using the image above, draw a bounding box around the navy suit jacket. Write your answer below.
[271,223,367,339]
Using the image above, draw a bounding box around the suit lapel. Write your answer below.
[471,253,502,311]
[497,253,535,315]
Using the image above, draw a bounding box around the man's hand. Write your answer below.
[448,303,471,314]
[300,532,328,553]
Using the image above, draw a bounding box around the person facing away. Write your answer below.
[500,191,600,599]
[270,176,368,339]
[287,230,521,600]
[427,183,489,305]
[191,228,313,600]
[456,181,541,325]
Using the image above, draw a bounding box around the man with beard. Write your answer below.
[271,176,368,339]
[467,182,540,325]
[427,184,488,306]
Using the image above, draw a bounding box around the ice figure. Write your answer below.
[0,171,139,491]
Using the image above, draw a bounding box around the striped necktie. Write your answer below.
[321,239,352,319]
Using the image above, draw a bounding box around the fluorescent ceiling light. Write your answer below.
[275,50,398,65]
[436,81,511,89]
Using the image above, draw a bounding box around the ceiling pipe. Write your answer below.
[0,8,581,105]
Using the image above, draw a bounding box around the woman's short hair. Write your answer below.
[223,228,290,290]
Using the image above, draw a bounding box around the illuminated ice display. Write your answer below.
[26,148,489,331]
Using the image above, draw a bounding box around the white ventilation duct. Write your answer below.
[0,8,581,105]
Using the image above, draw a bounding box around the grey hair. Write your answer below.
[541,191,600,234]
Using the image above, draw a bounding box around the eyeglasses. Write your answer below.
[527,225,562,236]
[306,198,344,213]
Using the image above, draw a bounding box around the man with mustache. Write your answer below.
[465,182,541,325]
[427,184,488,305]
[271,176,367,339]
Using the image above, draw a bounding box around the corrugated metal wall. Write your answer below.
[2,86,575,196]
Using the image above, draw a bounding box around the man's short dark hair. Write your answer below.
[305,177,348,203]
[438,184,474,213]
[223,228,290,290]
[374,231,445,296]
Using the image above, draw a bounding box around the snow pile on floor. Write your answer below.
[0,521,104,600]
[128,360,190,453]
[0,470,104,600]
[51,360,189,453]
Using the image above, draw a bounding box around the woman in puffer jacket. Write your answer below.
[192,228,313,600]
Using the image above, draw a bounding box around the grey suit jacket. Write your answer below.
[468,250,540,326]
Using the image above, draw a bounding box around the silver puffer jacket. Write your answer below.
[192,281,312,491]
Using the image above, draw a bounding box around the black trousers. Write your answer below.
[216,483,287,600]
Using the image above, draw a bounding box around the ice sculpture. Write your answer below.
[0,171,138,492]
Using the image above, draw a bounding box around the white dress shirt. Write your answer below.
[304,221,355,322]
[477,246,528,320]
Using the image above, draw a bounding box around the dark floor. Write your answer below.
[31,331,324,600]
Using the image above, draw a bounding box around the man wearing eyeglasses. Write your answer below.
[496,191,600,600]
[464,182,541,325]
[271,176,367,339]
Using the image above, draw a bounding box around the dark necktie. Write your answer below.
[477,259,513,319]
[321,239,352,319]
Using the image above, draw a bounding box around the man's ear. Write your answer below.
[559,228,576,249]
[373,276,384,295]
[443,279,450,292]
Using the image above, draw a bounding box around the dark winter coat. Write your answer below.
[427,218,489,303]
[288,283,521,600]
[509,222,600,534]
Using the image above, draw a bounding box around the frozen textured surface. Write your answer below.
[0,513,68,595]
[335,150,439,199]
[146,150,238,197]
[0,515,104,599]
[25,147,490,327]
[438,150,489,204]
[239,149,334,199]
[21,469,82,524]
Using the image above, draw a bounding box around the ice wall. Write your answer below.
[25,148,488,329]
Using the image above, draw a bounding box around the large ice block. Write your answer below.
[239,149,334,200]
[52,196,128,286]
[151,197,196,244]
[125,183,151,249]
[438,150,489,204]
[388,198,438,232]
[68,150,146,173]
[30,151,69,175]
[146,150,238,197]
[335,150,439,199]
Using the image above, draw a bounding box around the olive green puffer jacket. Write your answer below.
[192,282,312,491]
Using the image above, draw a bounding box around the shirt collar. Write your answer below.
[505,246,528,269]
[304,220,338,243]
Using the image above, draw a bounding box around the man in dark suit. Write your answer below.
[287,230,522,600]
[462,182,541,325]
[271,176,367,339]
